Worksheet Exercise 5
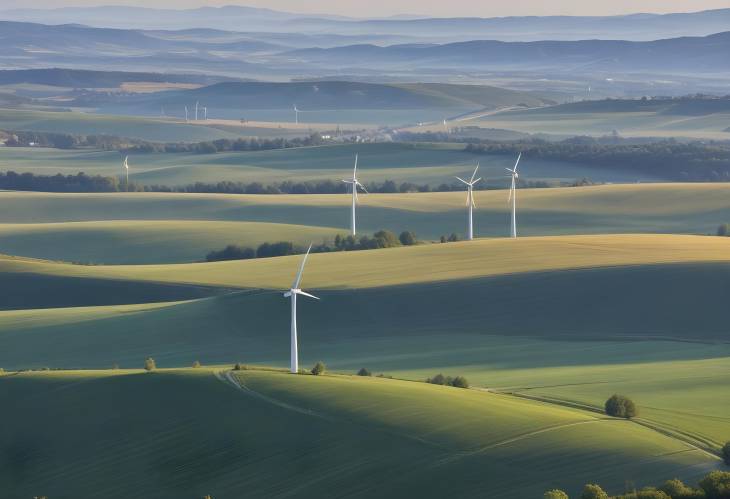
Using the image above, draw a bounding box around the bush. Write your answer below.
[723,442,730,466]
[233,363,243,371]
[615,488,670,499]
[451,376,470,388]
[605,394,638,419]
[718,224,730,236]
[144,357,156,371]
[311,361,326,376]
[659,479,705,499]
[192,360,201,368]
[447,233,460,242]
[357,367,372,376]
[581,484,608,499]
[544,489,569,499]
[699,471,730,499]
[399,231,417,246]
[206,245,256,262]
[427,373,449,385]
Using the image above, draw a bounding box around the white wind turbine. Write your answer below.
[185,106,189,122]
[123,155,129,192]
[506,153,522,238]
[195,101,199,121]
[283,244,319,374]
[342,154,368,235]
[293,104,300,124]
[455,164,481,240]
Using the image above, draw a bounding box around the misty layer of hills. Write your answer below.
[3,5,730,42]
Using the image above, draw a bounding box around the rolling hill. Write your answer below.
[0,368,720,499]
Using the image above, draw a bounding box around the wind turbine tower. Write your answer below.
[185,106,189,122]
[123,155,129,192]
[506,153,522,238]
[283,244,319,374]
[455,164,481,241]
[195,101,199,121]
[203,107,208,120]
[342,154,368,235]
[294,105,300,124]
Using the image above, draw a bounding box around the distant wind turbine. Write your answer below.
[123,155,129,192]
[203,106,208,120]
[293,104,300,124]
[283,244,319,374]
[455,164,481,241]
[342,154,368,235]
[195,101,199,121]
[443,118,449,133]
[506,153,522,238]
[185,106,189,122]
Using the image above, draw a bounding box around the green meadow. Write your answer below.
[0,368,719,499]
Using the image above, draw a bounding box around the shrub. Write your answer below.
[233,363,243,371]
[192,360,202,368]
[544,489,569,499]
[581,484,608,499]
[615,488,670,499]
[357,367,372,376]
[399,231,417,246]
[718,224,730,236]
[311,361,326,376]
[451,376,470,389]
[605,394,638,419]
[206,244,256,262]
[699,471,730,499]
[144,357,156,371]
[447,233,460,242]
[659,479,705,499]
[723,441,730,466]
[427,373,448,385]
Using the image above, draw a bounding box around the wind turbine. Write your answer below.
[342,154,368,235]
[293,104,300,124]
[123,155,129,192]
[455,164,481,241]
[506,153,522,238]
[195,101,199,121]
[443,118,449,134]
[283,244,319,374]
[203,106,208,120]
[185,106,189,122]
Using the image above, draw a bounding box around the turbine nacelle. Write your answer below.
[284,289,320,300]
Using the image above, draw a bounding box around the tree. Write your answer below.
[699,471,730,499]
[659,479,705,499]
[399,231,417,246]
[544,490,569,499]
[447,233,460,242]
[371,230,401,248]
[233,363,243,371]
[440,235,447,243]
[581,484,608,499]
[605,394,638,419]
[144,357,156,371]
[357,367,372,376]
[718,224,730,236]
[427,373,447,385]
[311,361,326,375]
[723,441,730,466]
[451,376,470,389]
[192,360,201,368]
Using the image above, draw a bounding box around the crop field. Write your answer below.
[436,107,730,140]
[0,141,654,187]
[0,368,719,499]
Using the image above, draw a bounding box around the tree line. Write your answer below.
[205,230,419,262]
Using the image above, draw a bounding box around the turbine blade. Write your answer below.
[455,176,469,185]
[470,163,479,183]
[292,243,313,289]
[353,153,358,177]
[472,177,482,184]
[513,152,522,172]
[508,185,513,202]
[297,290,320,300]
[505,168,514,173]
[357,182,368,194]
[283,291,292,297]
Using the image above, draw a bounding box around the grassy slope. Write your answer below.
[0,221,342,264]
[0,183,730,264]
[0,142,643,187]
[0,369,718,499]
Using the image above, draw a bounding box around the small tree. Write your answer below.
[544,490,569,499]
[723,441,730,466]
[311,361,326,376]
[233,363,243,371]
[447,233,460,242]
[357,367,372,376]
[718,223,730,237]
[605,394,638,419]
[659,479,704,499]
[440,235,447,243]
[144,357,156,371]
[192,360,202,368]
[399,231,417,246]
[427,373,447,385]
[581,484,608,499]
[699,471,730,499]
[451,376,470,389]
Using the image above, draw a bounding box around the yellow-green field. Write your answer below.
[0,368,720,499]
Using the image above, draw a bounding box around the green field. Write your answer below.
[0,368,719,499]
[0,141,652,187]
[445,106,730,140]
[0,184,729,264]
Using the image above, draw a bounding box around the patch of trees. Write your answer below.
[604,394,638,419]
[425,374,469,389]
[465,141,730,182]
[205,230,418,262]
[311,361,326,376]
[546,472,730,499]
[0,171,123,192]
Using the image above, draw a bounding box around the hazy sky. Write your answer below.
[3,0,730,17]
